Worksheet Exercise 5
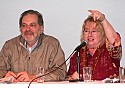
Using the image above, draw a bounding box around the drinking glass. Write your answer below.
[83,67,92,82]
[36,67,44,83]
[119,67,125,83]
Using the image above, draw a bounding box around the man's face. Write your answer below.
[20,14,44,43]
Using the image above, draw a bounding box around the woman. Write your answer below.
[68,10,122,80]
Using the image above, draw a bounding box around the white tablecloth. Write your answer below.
[0,81,125,88]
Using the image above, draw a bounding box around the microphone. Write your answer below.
[74,40,87,81]
[74,40,87,51]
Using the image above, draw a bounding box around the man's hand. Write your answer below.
[5,71,36,82]
[16,71,36,82]
[5,71,17,82]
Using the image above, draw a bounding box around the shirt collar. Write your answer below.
[24,40,38,53]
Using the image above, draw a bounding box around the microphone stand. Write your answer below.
[27,41,87,87]
[28,50,76,88]
[76,48,81,81]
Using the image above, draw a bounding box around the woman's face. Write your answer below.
[83,22,102,49]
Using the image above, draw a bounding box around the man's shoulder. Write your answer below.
[5,35,21,45]
[42,34,59,43]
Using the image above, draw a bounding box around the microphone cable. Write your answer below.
[28,49,76,88]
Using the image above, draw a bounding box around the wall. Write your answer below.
[0,0,125,67]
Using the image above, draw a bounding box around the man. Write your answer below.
[0,9,67,82]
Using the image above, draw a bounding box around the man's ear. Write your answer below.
[40,26,44,34]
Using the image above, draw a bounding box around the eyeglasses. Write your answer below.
[83,30,100,35]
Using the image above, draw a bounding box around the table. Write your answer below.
[0,81,125,88]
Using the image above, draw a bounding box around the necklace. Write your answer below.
[82,45,102,80]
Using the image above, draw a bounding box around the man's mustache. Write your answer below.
[24,30,34,35]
